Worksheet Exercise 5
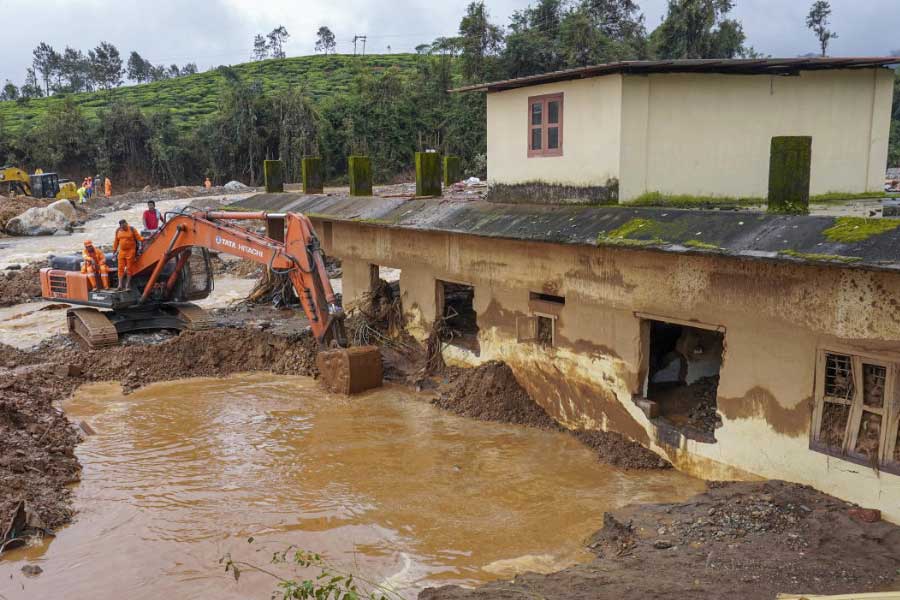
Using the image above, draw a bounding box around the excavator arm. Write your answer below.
[129,210,346,347]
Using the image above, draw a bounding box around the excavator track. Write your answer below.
[171,303,213,331]
[67,308,119,349]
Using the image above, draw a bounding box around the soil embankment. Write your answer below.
[420,480,900,600]
[0,262,44,306]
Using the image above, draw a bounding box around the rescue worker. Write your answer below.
[113,219,144,291]
[204,177,212,189]
[142,200,165,234]
[104,177,112,198]
[77,185,87,205]
[81,240,109,290]
[86,177,93,200]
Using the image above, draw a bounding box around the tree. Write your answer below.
[20,68,43,99]
[1,81,18,101]
[806,1,838,57]
[168,64,181,78]
[315,26,336,55]
[252,34,269,61]
[148,64,169,82]
[458,1,504,83]
[32,42,60,95]
[652,0,747,59]
[181,62,198,76]
[267,26,290,59]
[89,41,124,89]
[59,46,93,93]
[127,51,151,83]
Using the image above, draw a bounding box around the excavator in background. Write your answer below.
[0,165,78,201]
[39,209,383,395]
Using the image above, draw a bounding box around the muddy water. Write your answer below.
[1,375,704,599]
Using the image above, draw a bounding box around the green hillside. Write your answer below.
[0,53,422,135]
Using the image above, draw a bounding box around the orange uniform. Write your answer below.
[113,226,144,284]
[81,243,109,289]
[204,177,212,189]
[104,177,112,198]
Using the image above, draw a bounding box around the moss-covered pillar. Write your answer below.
[348,156,372,197]
[263,159,284,193]
[767,136,811,214]
[302,157,324,194]
[443,155,461,187]
[416,152,442,197]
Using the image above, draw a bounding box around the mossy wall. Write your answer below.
[302,157,324,194]
[487,180,619,205]
[348,156,373,197]
[768,136,811,214]
[443,155,461,187]
[415,152,442,197]
[264,159,285,193]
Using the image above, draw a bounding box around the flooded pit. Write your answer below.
[0,374,705,599]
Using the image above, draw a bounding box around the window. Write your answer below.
[812,351,900,472]
[436,281,479,353]
[517,292,564,348]
[527,93,563,157]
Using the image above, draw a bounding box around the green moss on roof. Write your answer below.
[822,217,900,243]
[780,249,863,263]
[685,239,720,250]
[628,192,763,209]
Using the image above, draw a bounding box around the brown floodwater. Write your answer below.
[0,374,706,599]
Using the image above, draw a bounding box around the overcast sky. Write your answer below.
[1,0,898,85]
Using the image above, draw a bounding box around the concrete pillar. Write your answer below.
[341,258,376,310]
[302,157,324,194]
[767,136,811,214]
[266,215,285,243]
[443,155,461,187]
[348,156,372,197]
[264,159,284,193]
[415,152,442,197]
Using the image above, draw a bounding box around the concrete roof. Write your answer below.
[234,193,900,274]
[450,57,900,93]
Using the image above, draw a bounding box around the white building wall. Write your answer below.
[486,76,623,188]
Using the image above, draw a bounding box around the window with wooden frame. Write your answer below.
[527,93,563,157]
[811,350,900,473]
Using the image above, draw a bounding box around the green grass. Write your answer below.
[684,239,720,250]
[822,217,900,243]
[628,191,764,209]
[0,54,422,135]
[810,191,891,204]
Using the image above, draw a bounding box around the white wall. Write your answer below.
[487,76,623,188]
[618,68,896,201]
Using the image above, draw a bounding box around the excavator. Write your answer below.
[39,209,383,394]
[0,166,78,201]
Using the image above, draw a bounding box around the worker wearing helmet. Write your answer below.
[81,240,109,290]
[113,219,144,291]
[104,177,112,198]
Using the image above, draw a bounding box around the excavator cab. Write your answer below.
[28,173,61,199]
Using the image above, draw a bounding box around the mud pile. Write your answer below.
[433,361,559,429]
[572,429,671,470]
[421,480,900,600]
[0,263,45,306]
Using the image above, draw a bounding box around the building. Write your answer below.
[241,190,900,522]
[452,58,899,203]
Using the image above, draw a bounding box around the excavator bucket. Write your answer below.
[316,346,383,395]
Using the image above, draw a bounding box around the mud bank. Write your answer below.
[421,480,900,600]
[0,262,43,306]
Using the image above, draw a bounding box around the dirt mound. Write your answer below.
[432,361,558,429]
[572,429,671,470]
[421,480,900,600]
[0,262,45,306]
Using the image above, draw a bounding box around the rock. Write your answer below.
[56,364,83,378]
[5,206,72,236]
[142,185,152,192]
[5,264,21,270]
[654,540,674,549]
[224,180,250,191]
[847,508,881,523]
[21,565,42,576]
[47,199,77,223]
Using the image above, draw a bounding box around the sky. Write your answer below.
[1,0,898,86]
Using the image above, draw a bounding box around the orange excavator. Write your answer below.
[39,209,382,394]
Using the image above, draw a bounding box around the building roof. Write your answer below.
[234,193,900,274]
[450,57,900,93]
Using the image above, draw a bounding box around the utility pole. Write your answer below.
[353,35,367,56]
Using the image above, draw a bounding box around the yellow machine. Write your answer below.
[0,165,78,201]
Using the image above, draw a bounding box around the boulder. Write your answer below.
[5,206,72,236]
[48,199,77,223]
[224,180,249,191]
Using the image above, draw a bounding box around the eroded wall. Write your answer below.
[486,76,622,188]
[619,69,895,201]
[322,218,900,521]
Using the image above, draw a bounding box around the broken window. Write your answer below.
[527,93,563,157]
[517,292,563,348]
[357,264,403,339]
[436,281,479,353]
[812,352,899,470]
[643,319,725,443]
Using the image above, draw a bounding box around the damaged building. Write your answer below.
[238,57,900,522]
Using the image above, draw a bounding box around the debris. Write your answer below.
[847,508,881,523]
[224,180,250,191]
[21,564,43,576]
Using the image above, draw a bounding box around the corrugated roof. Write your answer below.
[450,57,900,93]
[233,193,900,274]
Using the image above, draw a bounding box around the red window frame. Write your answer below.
[527,93,563,157]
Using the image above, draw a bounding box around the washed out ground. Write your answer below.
[0,186,899,598]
